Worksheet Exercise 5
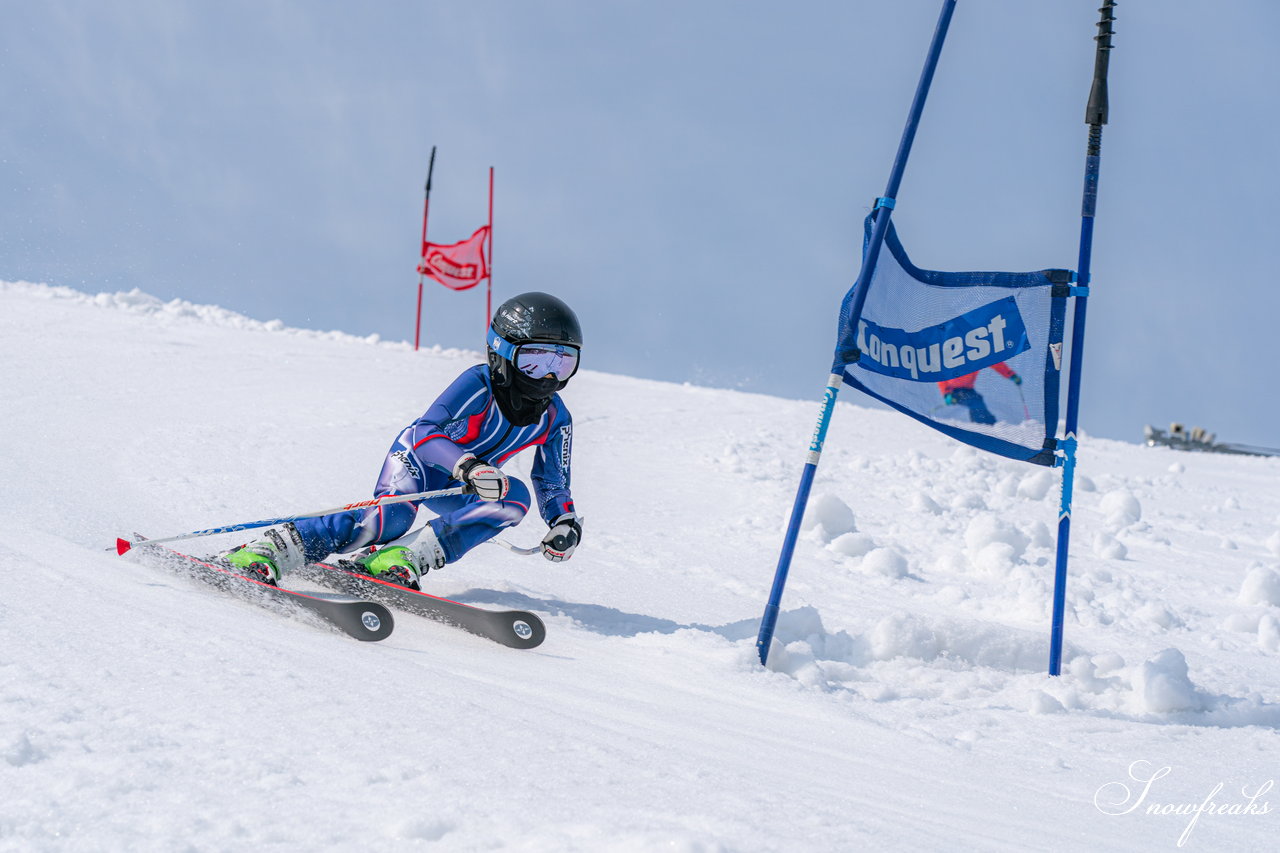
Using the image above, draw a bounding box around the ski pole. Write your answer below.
[114,487,467,555]
[489,515,584,557]
[415,145,437,351]
[490,539,541,556]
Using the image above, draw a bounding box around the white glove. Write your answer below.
[453,453,509,502]
[541,514,581,562]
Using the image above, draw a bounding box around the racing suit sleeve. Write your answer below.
[401,366,491,477]
[531,403,575,524]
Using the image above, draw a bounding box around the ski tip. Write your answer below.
[116,538,133,556]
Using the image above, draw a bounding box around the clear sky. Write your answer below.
[4,1,1278,449]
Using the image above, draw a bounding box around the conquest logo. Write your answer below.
[808,384,838,455]
[855,296,1030,382]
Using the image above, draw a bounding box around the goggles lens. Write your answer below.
[515,343,580,380]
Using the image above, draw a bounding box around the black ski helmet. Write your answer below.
[486,292,582,425]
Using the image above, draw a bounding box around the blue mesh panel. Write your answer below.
[834,214,1071,465]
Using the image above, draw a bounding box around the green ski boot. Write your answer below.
[225,525,304,585]
[357,527,447,589]
[358,546,422,589]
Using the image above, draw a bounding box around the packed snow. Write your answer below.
[2,280,1277,851]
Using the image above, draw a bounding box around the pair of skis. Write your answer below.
[128,539,545,649]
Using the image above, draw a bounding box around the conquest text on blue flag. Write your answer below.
[854,296,1030,382]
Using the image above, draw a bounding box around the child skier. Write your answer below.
[226,291,583,588]
[937,362,1021,426]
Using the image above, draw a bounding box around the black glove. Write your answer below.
[541,514,581,562]
[1009,373,1023,385]
[452,453,508,502]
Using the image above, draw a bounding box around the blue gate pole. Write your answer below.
[757,0,957,666]
[1049,1,1116,676]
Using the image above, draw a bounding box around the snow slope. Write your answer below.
[2,281,1278,852]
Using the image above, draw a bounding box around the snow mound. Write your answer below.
[861,547,909,579]
[754,609,1280,730]
[828,531,876,558]
[1239,566,1280,607]
[801,492,856,541]
[1100,488,1142,528]
[1137,648,1204,713]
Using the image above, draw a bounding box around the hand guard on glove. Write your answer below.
[453,453,509,502]
[541,513,581,562]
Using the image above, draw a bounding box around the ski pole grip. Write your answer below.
[1085,1,1116,126]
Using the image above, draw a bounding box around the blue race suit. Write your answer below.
[292,365,574,564]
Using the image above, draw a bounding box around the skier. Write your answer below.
[937,363,1021,426]
[226,291,584,588]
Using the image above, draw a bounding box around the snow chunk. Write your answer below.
[933,549,968,575]
[802,493,856,541]
[1068,656,1118,693]
[861,547,908,579]
[1092,653,1126,675]
[828,532,875,558]
[1026,520,1053,549]
[972,542,1016,578]
[394,818,456,842]
[950,492,988,511]
[1266,530,1280,558]
[1092,531,1128,561]
[995,474,1020,498]
[3,731,46,767]
[760,606,858,676]
[1260,614,1280,653]
[1222,612,1261,633]
[1136,602,1183,630]
[963,514,1029,561]
[1136,649,1204,713]
[1029,691,1066,714]
[1238,566,1280,607]
[911,492,943,515]
[1017,470,1055,501]
[1100,489,1142,527]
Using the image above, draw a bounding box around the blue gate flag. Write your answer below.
[758,0,1113,677]
[834,214,1073,466]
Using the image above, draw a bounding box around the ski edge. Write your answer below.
[298,562,546,650]
[126,539,395,642]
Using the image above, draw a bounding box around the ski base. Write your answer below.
[129,542,394,642]
[296,561,546,650]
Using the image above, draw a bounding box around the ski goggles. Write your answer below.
[488,329,581,380]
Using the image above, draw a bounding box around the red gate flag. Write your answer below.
[418,225,491,291]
